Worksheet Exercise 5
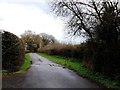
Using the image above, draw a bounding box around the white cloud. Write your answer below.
[0,1,86,44]
[0,2,65,42]
[0,0,50,3]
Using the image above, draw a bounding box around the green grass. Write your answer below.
[37,53,120,89]
[19,53,31,72]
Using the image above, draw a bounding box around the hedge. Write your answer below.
[2,31,25,72]
[38,42,120,79]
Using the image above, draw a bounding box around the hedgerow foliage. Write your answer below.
[2,31,25,71]
[38,43,81,59]
[38,42,120,79]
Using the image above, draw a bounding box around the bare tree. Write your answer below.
[51,0,120,44]
[39,33,57,46]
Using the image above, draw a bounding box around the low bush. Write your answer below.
[38,43,82,61]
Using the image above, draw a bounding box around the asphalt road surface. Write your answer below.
[3,53,102,88]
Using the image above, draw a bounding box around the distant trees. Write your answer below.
[21,30,43,52]
[2,31,25,71]
[21,30,57,52]
[39,33,57,46]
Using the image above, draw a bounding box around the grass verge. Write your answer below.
[19,53,31,72]
[38,53,120,89]
[2,53,31,77]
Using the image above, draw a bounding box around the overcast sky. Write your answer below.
[0,0,85,44]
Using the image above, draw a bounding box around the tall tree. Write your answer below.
[51,0,120,44]
[95,1,120,44]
